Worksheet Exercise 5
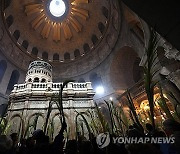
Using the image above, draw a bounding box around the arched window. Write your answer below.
[13,30,20,40]
[74,49,80,58]
[6,15,13,28]
[21,40,29,50]
[102,6,109,19]
[83,44,90,53]
[42,52,48,60]
[32,47,38,56]
[64,52,70,61]
[28,78,32,82]
[98,22,105,34]
[6,70,20,94]
[91,35,98,46]
[34,77,39,83]
[41,78,46,83]
[53,53,59,61]
[0,60,7,83]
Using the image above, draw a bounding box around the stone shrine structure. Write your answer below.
[6,61,95,139]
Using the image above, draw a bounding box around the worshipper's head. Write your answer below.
[0,135,13,153]
[163,119,180,136]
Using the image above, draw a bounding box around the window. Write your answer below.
[41,78,46,83]
[13,30,20,40]
[64,52,70,61]
[32,47,38,56]
[53,53,59,61]
[0,60,7,83]
[74,49,80,58]
[98,22,105,34]
[21,40,29,50]
[28,78,32,82]
[102,6,109,19]
[83,44,90,53]
[42,52,48,60]
[34,77,39,83]
[6,15,13,28]
[91,35,98,46]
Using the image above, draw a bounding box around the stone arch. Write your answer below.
[50,112,70,138]
[8,114,24,138]
[27,112,45,122]
[0,60,7,83]
[28,113,44,129]
[51,112,69,122]
[110,46,142,91]
[6,70,20,94]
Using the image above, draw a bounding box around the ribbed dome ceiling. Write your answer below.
[1,0,120,77]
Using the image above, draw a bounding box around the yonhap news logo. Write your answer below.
[96,133,175,148]
[96,132,110,148]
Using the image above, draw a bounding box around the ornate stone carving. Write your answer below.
[163,42,180,61]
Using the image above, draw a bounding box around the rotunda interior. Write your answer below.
[0,0,180,148]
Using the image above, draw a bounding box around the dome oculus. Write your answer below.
[49,0,66,17]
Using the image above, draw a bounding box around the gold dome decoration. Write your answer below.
[25,0,89,42]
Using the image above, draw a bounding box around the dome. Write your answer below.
[1,0,121,79]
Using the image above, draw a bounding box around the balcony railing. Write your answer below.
[11,82,94,95]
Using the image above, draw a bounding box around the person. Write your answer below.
[10,133,18,154]
[29,120,67,154]
[161,119,180,154]
[18,138,27,154]
[127,125,144,138]
[26,137,35,154]
[146,123,154,137]
[0,135,13,154]
[65,140,78,154]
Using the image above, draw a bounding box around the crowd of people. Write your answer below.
[0,119,180,154]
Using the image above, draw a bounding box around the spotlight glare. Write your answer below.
[95,86,104,95]
[109,97,113,101]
